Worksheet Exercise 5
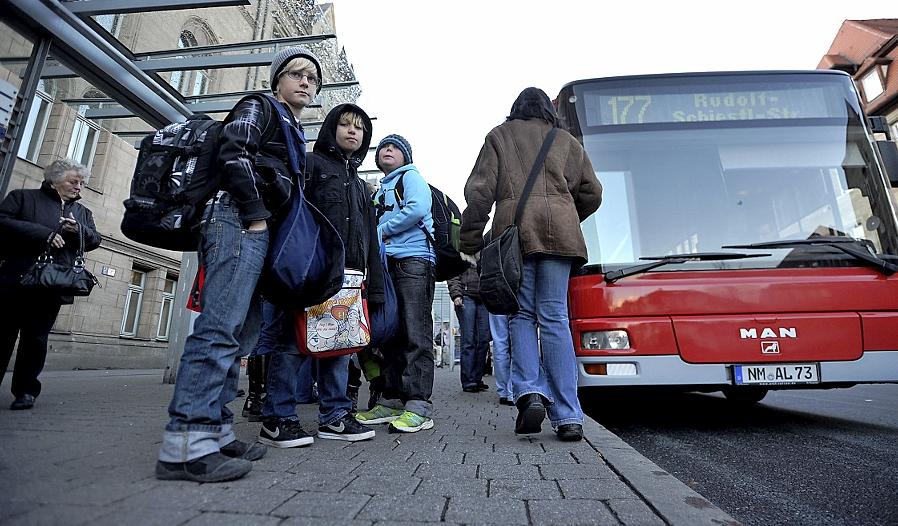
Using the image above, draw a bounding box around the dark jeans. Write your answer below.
[459,296,490,389]
[0,287,61,398]
[382,257,435,417]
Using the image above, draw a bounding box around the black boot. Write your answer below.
[242,355,268,422]
[514,393,547,435]
[347,385,359,413]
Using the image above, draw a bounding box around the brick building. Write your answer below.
[818,19,898,137]
[0,1,360,370]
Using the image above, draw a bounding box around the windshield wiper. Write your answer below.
[603,252,770,284]
[723,237,898,276]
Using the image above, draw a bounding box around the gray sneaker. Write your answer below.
[155,452,251,483]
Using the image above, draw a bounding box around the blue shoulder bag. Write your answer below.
[367,242,398,347]
[261,95,345,309]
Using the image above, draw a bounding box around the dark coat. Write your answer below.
[305,103,384,303]
[0,182,101,304]
[447,265,480,301]
[460,118,603,267]
[218,95,299,224]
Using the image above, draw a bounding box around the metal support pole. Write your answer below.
[162,252,199,384]
[0,38,50,197]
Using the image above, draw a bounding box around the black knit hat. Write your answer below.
[269,46,323,95]
[375,134,413,170]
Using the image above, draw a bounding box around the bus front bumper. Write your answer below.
[576,351,898,388]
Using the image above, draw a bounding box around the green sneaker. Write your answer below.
[388,410,434,433]
[354,404,403,425]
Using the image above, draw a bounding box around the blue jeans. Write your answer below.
[251,301,316,403]
[381,257,435,417]
[261,304,350,425]
[489,314,512,399]
[459,296,490,389]
[508,256,583,428]
[160,198,268,462]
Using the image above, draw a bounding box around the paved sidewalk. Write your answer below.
[0,366,739,525]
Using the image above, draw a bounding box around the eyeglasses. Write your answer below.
[283,70,320,86]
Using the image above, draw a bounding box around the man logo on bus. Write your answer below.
[761,341,780,354]
[739,327,797,339]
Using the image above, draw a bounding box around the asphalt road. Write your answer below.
[582,384,898,526]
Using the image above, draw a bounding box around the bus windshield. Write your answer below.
[562,72,898,272]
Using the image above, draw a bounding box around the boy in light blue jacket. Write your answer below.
[356,134,437,432]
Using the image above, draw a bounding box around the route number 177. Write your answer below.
[606,96,652,124]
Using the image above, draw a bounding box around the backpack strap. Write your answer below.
[513,127,558,227]
[393,172,436,245]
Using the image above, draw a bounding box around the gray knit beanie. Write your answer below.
[269,46,323,94]
[375,134,413,170]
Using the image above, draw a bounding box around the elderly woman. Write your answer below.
[0,159,101,410]
[460,87,602,441]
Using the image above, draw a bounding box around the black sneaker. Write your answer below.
[241,394,264,422]
[155,452,251,483]
[476,382,490,391]
[220,439,267,461]
[498,397,515,406]
[258,418,314,448]
[318,414,375,442]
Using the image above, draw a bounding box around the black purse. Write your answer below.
[20,225,99,296]
[479,128,558,315]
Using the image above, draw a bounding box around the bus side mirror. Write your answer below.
[875,140,898,188]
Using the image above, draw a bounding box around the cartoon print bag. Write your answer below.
[294,269,371,358]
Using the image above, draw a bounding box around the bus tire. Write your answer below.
[723,387,768,404]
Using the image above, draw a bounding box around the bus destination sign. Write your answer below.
[584,85,844,126]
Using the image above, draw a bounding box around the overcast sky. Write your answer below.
[326,0,895,207]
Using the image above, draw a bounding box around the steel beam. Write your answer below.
[41,34,338,78]
[64,0,250,16]
[2,0,191,127]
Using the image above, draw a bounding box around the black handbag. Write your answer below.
[479,128,558,315]
[20,225,99,296]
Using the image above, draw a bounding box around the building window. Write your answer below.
[17,89,53,163]
[156,277,177,340]
[66,105,100,170]
[121,269,146,337]
[861,69,884,102]
[890,121,898,142]
[168,30,210,97]
[95,14,122,37]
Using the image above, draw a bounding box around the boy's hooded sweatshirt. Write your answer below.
[374,164,435,263]
[305,103,384,303]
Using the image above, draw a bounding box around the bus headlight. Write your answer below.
[581,330,630,350]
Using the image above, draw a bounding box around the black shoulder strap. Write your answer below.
[393,172,436,245]
[395,173,405,204]
[513,127,558,227]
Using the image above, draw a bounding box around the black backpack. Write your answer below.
[121,95,283,251]
[396,175,470,281]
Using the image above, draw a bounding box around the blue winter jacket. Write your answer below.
[374,164,435,262]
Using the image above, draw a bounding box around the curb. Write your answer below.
[582,416,742,526]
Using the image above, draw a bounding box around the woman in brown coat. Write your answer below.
[460,87,602,441]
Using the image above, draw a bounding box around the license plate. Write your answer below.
[733,363,820,385]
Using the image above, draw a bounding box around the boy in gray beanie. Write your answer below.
[156,46,322,483]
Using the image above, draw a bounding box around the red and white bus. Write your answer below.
[557,71,898,403]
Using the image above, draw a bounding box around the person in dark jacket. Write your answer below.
[460,87,602,442]
[0,159,101,411]
[447,264,491,393]
[256,103,381,447]
[157,46,322,483]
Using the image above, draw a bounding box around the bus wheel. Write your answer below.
[723,387,768,404]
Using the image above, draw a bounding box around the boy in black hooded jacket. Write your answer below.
[258,103,384,447]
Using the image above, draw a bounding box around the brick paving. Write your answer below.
[0,366,739,525]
